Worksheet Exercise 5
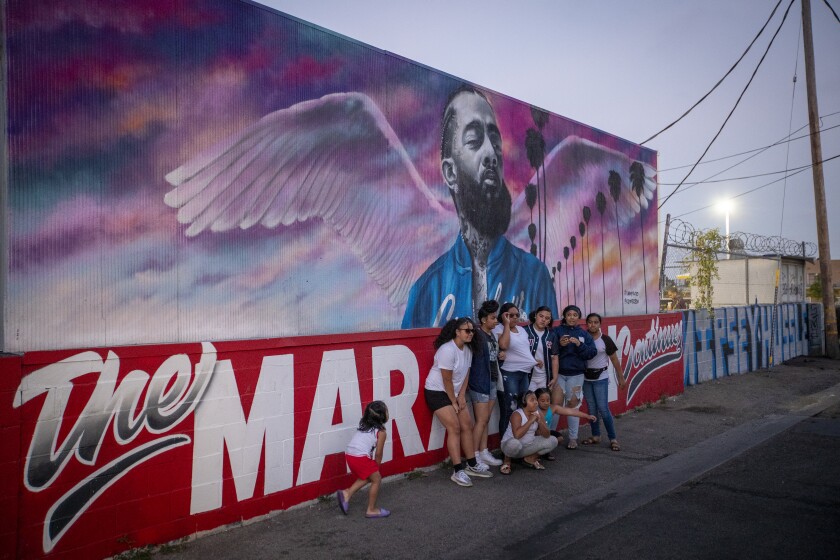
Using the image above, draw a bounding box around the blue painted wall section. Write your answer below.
[682,303,822,386]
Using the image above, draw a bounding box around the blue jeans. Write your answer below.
[498,369,530,437]
[557,373,584,440]
[583,378,617,440]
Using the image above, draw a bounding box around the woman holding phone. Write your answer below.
[550,305,596,449]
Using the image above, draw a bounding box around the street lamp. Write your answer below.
[717,199,733,259]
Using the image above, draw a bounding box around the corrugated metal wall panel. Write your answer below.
[3,0,657,352]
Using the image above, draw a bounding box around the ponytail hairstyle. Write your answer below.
[534,387,551,403]
[477,300,500,323]
[359,400,389,431]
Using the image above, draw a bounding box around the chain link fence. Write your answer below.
[659,216,817,311]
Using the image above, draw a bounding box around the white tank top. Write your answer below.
[501,409,537,446]
[346,428,379,458]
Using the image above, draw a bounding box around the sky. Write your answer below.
[259,0,840,259]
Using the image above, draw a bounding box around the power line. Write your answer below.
[660,153,839,221]
[664,168,810,221]
[658,152,840,185]
[658,116,840,172]
[640,0,784,145]
[658,123,839,195]
[823,0,840,23]
[658,0,797,210]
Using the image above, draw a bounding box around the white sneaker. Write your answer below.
[451,469,473,487]
[479,449,503,466]
[465,462,493,478]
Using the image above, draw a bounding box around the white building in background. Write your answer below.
[691,255,809,307]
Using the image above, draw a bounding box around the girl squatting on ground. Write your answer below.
[499,390,596,474]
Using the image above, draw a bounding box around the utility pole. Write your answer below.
[802,0,839,358]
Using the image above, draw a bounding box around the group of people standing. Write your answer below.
[337,300,628,517]
[424,301,627,486]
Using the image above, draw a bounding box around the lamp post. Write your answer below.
[718,199,733,259]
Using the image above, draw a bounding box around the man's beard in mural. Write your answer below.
[455,170,512,240]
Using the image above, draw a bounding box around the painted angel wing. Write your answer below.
[510,135,656,262]
[164,92,455,307]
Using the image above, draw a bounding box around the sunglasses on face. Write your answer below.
[459,328,475,333]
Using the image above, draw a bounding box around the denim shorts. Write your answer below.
[468,389,496,404]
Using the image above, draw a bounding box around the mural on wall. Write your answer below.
[3,313,682,558]
[681,304,815,386]
[603,313,683,408]
[5,0,658,352]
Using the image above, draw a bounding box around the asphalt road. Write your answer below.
[148,357,840,560]
[526,403,840,560]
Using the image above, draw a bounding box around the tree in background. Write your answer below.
[807,275,840,303]
[690,228,725,318]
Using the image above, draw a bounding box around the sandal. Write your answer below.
[500,463,511,475]
[566,440,578,450]
[523,459,545,470]
[610,440,621,452]
[542,453,556,461]
[581,437,601,446]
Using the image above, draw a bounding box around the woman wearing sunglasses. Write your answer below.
[424,317,493,487]
[493,302,537,446]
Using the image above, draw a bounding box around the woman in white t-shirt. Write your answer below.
[493,302,537,441]
[424,317,492,487]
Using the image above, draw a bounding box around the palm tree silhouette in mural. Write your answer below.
[528,223,538,256]
[583,206,592,307]
[578,221,588,311]
[570,236,577,304]
[524,138,544,259]
[526,183,538,256]
[596,192,607,314]
[630,161,649,313]
[527,107,549,261]
[555,261,562,308]
[608,170,625,316]
[563,246,570,306]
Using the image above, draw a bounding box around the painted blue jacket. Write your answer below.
[401,234,558,328]
[552,323,597,376]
